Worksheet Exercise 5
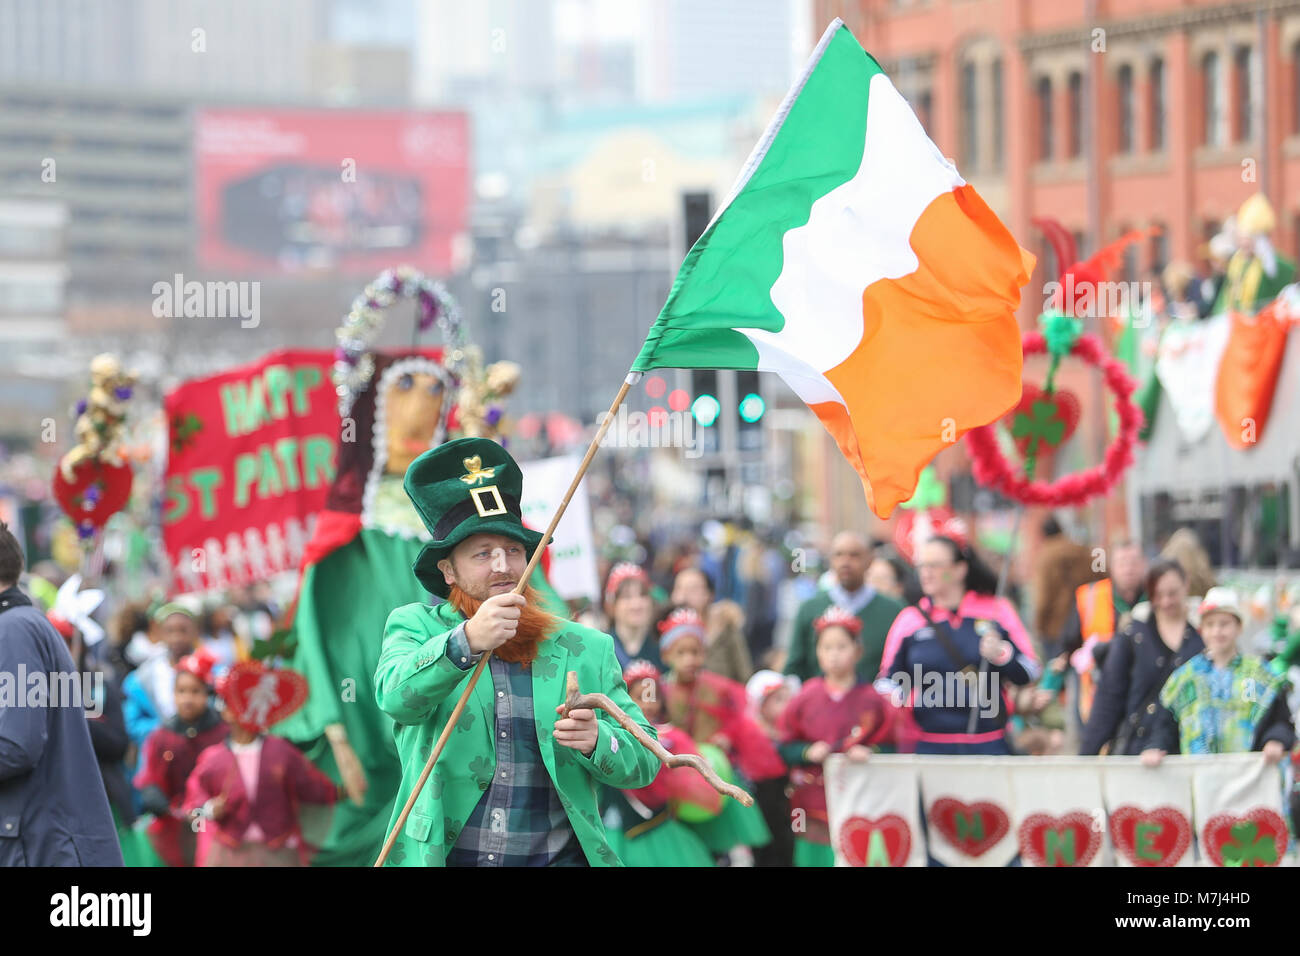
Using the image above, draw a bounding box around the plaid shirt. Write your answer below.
[443,624,585,867]
[1160,652,1283,755]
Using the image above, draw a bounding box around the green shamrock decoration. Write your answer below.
[532,656,558,681]
[597,844,620,866]
[597,755,615,775]
[400,684,434,713]
[169,412,204,454]
[250,627,297,662]
[556,632,585,657]
[1220,821,1278,866]
[387,841,407,866]
[1012,399,1067,448]
[456,710,476,734]
[431,772,444,799]
[468,755,493,790]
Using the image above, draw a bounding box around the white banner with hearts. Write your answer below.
[824,755,925,867]
[1192,754,1291,868]
[917,760,1017,867]
[1101,758,1195,867]
[1010,760,1109,867]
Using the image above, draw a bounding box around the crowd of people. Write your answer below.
[3,502,1298,867]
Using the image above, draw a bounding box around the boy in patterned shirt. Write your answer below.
[1141,588,1295,766]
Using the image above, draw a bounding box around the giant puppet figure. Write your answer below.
[275,268,540,866]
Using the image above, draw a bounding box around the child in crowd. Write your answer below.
[185,662,341,866]
[134,650,228,866]
[603,660,720,866]
[660,606,785,861]
[746,670,800,742]
[1143,588,1295,766]
[779,606,894,866]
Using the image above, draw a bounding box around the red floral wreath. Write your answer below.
[964,332,1142,507]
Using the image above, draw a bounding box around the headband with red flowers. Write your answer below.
[604,562,650,603]
[176,649,218,688]
[814,605,862,637]
[658,606,705,652]
[623,659,662,688]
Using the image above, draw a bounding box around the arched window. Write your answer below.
[1067,72,1083,158]
[1149,58,1165,151]
[961,60,979,168]
[1036,75,1053,161]
[991,57,1003,171]
[1117,64,1134,153]
[1203,51,1223,146]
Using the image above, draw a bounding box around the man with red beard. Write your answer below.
[374,438,659,866]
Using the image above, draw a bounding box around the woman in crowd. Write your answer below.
[877,534,1039,755]
[1142,587,1294,765]
[604,562,662,671]
[1081,559,1204,756]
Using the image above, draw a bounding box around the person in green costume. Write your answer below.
[374,437,659,866]
[275,343,551,866]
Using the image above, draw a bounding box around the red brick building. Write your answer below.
[814,0,1300,292]
[805,0,1300,553]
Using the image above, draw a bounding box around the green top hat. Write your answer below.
[405,437,545,598]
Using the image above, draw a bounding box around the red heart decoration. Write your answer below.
[1003,384,1081,455]
[1108,805,1191,867]
[1017,811,1103,867]
[51,459,133,529]
[1201,808,1289,867]
[220,661,309,731]
[929,797,1011,858]
[838,814,912,867]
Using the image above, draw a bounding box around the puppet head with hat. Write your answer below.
[404,436,556,664]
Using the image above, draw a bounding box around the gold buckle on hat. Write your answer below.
[470,485,507,518]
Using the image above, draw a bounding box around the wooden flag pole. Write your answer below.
[373,372,640,867]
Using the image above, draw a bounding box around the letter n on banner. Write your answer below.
[1193,753,1290,867]
[825,755,924,867]
[1101,758,1194,867]
[918,760,1017,866]
[1011,761,1108,867]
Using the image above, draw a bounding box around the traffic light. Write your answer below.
[690,369,719,426]
[735,370,763,451]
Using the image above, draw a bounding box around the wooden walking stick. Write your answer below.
[374,372,639,866]
[559,672,753,807]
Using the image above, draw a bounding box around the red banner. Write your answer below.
[163,349,340,593]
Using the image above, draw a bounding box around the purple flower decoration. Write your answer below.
[74,399,87,417]
[77,521,96,539]
[485,405,502,426]
[418,292,438,330]
[114,385,133,400]
[84,485,101,504]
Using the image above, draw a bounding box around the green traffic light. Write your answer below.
[738,392,765,423]
[691,394,721,426]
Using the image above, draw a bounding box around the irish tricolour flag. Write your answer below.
[632,19,1034,518]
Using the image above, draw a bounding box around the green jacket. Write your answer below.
[374,601,659,866]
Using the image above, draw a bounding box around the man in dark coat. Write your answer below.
[0,522,122,866]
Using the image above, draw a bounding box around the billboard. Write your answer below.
[195,109,469,275]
